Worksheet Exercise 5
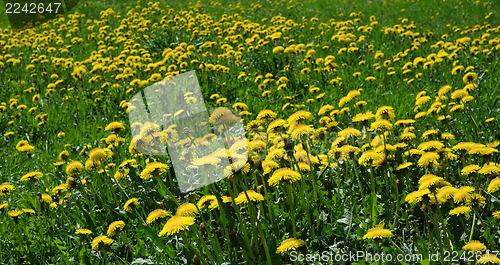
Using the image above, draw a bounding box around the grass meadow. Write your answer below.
[0,0,499,264]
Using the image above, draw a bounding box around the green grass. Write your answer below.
[0,0,499,264]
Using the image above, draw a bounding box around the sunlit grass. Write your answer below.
[0,0,499,264]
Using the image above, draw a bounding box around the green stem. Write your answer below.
[469,210,476,242]
[230,184,256,261]
[259,172,277,229]
[463,104,481,139]
[245,198,272,265]
[389,238,405,255]
[182,230,213,265]
[430,210,444,258]
[209,186,233,255]
[191,201,224,264]
[285,183,298,238]
[156,176,180,206]
[433,192,453,251]
[388,167,401,228]
[369,168,378,226]
[289,151,313,229]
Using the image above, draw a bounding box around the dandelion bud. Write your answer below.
[193,254,200,265]
[199,222,206,236]
[251,155,261,167]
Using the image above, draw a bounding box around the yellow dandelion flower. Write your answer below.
[40,193,52,204]
[465,193,486,207]
[114,167,130,180]
[487,178,500,194]
[85,158,102,171]
[20,171,43,182]
[363,223,393,239]
[89,147,112,162]
[441,132,455,140]
[452,142,483,152]
[288,110,312,125]
[358,150,384,167]
[234,190,264,204]
[375,106,395,120]
[462,240,486,252]
[176,203,199,217]
[405,189,431,204]
[211,107,239,125]
[477,253,500,264]
[339,96,352,107]
[318,105,335,116]
[19,208,34,218]
[266,148,285,161]
[107,220,126,237]
[158,215,196,237]
[418,141,445,151]
[276,238,306,254]
[75,228,93,235]
[0,183,15,195]
[449,206,471,216]
[268,168,302,186]
[123,198,139,211]
[352,111,375,123]
[8,209,24,218]
[338,127,361,139]
[396,162,413,170]
[399,132,416,141]
[461,164,481,175]
[290,124,314,140]
[462,72,477,84]
[52,184,68,195]
[58,150,70,161]
[105,121,125,133]
[0,203,9,211]
[267,119,288,133]
[256,110,277,122]
[262,160,280,175]
[297,162,311,171]
[140,162,170,180]
[370,119,393,131]
[436,186,457,203]
[66,161,84,176]
[92,235,114,250]
[197,195,217,209]
[478,162,500,175]
[355,101,367,108]
[418,174,448,190]
[451,89,469,100]
[146,209,170,224]
[486,141,500,148]
[216,97,227,105]
[16,140,35,152]
[246,120,263,132]
[395,119,416,126]
[418,152,440,167]
[449,104,464,113]
[453,186,475,203]
[468,147,499,156]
